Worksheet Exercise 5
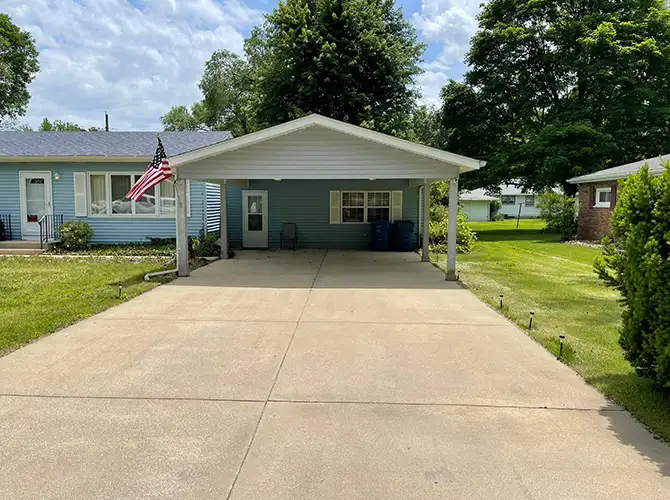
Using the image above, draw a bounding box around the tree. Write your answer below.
[410,105,440,146]
[437,0,670,193]
[0,14,39,125]
[253,0,423,137]
[38,118,85,131]
[595,164,670,390]
[161,104,206,131]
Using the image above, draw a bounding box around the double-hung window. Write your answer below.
[595,187,612,208]
[87,173,178,217]
[524,195,535,207]
[341,191,391,223]
[501,195,515,206]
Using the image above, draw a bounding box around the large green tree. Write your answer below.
[438,0,670,193]
[0,14,39,124]
[249,0,424,136]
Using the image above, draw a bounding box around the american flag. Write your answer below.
[126,137,172,201]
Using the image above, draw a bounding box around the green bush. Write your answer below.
[192,233,220,257]
[536,190,577,240]
[429,203,477,254]
[489,199,503,221]
[595,164,670,390]
[58,221,94,251]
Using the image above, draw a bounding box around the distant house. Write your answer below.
[568,154,669,240]
[460,189,499,221]
[497,184,542,218]
[0,131,231,244]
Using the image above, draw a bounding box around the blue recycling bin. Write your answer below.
[394,220,415,251]
[371,220,391,250]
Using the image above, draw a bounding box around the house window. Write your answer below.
[501,195,515,206]
[341,191,391,223]
[595,187,612,208]
[525,195,535,207]
[87,173,176,217]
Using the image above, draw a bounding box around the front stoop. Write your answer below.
[0,240,58,255]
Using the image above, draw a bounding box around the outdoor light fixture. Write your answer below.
[53,172,61,181]
[369,178,376,180]
[558,334,566,360]
[499,294,504,309]
[274,178,281,181]
[529,311,535,329]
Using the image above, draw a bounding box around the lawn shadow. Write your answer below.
[590,372,670,477]
[472,229,558,242]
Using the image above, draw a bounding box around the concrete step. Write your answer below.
[0,240,58,251]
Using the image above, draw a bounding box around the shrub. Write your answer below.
[489,199,503,221]
[536,190,577,240]
[595,164,670,390]
[429,203,477,254]
[192,233,220,257]
[58,221,94,251]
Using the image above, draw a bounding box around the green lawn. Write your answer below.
[0,257,171,355]
[441,219,670,441]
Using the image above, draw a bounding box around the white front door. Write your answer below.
[242,190,268,248]
[19,171,53,240]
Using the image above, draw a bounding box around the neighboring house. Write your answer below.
[0,131,231,244]
[497,184,541,218]
[460,189,499,221]
[568,154,670,240]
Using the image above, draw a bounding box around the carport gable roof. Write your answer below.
[169,114,486,175]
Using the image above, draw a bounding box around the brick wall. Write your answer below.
[577,181,619,241]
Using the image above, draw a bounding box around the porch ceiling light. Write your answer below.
[369,177,376,180]
[274,178,281,181]
[53,172,61,181]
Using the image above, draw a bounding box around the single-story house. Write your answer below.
[0,131,232,244]
[568,154,669,240]
[497,184,542,218]
[0,114,484,279]
[460,189,499,221]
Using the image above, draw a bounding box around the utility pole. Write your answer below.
[105,112,109,132]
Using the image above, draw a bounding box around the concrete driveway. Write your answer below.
[0,250,668,499]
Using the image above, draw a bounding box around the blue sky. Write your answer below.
[4,0,484,131]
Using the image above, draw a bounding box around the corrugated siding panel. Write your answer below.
[205,182,221,235]
[0,162,206,243]
[179,127,460,180]
[0,167,20,239]
[230,180,419,249]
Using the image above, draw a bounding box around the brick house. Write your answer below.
[568,155,669,240]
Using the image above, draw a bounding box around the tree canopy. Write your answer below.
[0,14,39,125]
[437,0,670,193]
[161,0,424,139]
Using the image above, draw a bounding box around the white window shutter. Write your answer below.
[73,172,88,217]
[329,191,341,224]
[391,190,403,221]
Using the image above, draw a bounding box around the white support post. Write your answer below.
[445,177,459,281]
[219,181,229,259]
[421,181,430,262]
[175,178,189,277]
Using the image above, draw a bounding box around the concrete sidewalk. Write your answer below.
[0,250,668,499]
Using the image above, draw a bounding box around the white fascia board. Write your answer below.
[0,156,152,163]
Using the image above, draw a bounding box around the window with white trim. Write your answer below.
[87,173,177,217]
[524,195,535,207]
[341,191,391,223]
[501,195,515,205]
[595,187,612,208]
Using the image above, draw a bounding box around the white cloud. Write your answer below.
[4,0,264,130]
[413,0,484,105]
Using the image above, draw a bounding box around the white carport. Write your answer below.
[167,114,484,279]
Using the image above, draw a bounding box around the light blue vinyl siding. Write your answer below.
[0,162,207,243]
[227,180,419,249]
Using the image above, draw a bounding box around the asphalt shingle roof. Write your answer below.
[0,131,233,158]
[568,154,670,184]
